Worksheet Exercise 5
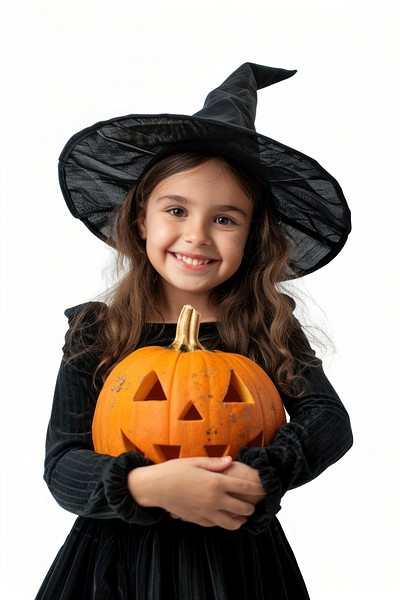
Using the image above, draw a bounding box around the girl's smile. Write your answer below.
[171,251,218,269]
[138,161,253,318]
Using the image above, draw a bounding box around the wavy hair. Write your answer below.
[68,153,319,396]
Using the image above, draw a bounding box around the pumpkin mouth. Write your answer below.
[154,444,230,460]
[122,432,264,461]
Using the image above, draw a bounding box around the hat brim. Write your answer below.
[59,113,351,277]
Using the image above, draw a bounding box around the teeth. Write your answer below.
[175,253,211,266]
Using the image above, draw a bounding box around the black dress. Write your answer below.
[36,304,353,600]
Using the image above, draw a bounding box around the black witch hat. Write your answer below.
[59,62,351,277]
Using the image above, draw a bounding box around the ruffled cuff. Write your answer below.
[238,446,283,535]
[103,452,165,525]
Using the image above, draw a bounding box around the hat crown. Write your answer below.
[194,62,297,130]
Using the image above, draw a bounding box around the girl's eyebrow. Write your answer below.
[157,194,189,204]
[157,195,250,217]
[216,204,249,217]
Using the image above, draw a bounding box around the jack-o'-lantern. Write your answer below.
[92,305,286,462]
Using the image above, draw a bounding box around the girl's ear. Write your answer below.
[137,207,147,240]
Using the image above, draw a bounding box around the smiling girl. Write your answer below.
[137,158,253,320]
[36,64,352,599]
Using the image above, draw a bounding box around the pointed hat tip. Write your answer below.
[242,62,297,89]
[194,62,298,131]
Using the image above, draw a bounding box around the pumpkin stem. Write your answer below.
[168,305,210,352]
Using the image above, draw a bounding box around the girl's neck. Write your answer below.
[148,290,217,323]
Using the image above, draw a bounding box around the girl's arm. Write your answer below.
[44,349,164,525]
[236,362,353,532]
[127,456,265,529]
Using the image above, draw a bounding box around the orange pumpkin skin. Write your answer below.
[92,306,286,462]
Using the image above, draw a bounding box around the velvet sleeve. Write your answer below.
[238,361,353,534]
[43,305,164,525]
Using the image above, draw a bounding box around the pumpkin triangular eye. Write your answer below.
[224,370,253,403]
[180,403,203,421]
[133,371,167,401]
[145,379,167,401]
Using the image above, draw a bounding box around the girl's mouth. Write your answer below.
[172,252,216,267]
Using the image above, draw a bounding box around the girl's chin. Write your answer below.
[159,280,214,300]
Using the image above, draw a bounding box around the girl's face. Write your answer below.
[138,161,253,319]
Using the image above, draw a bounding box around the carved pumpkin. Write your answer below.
[92,305,286,462]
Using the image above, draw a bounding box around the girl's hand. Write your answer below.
[223,461,266,505]
[127,456,263,530]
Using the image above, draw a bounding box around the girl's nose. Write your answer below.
[183,221,211,246]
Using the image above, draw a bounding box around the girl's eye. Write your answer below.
[215,216,235,225]
[167,207,186,217]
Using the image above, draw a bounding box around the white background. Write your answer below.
[1,0,399,598]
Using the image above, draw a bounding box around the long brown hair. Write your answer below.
[68,153,319,396]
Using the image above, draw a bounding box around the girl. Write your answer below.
[37,63,352,599]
